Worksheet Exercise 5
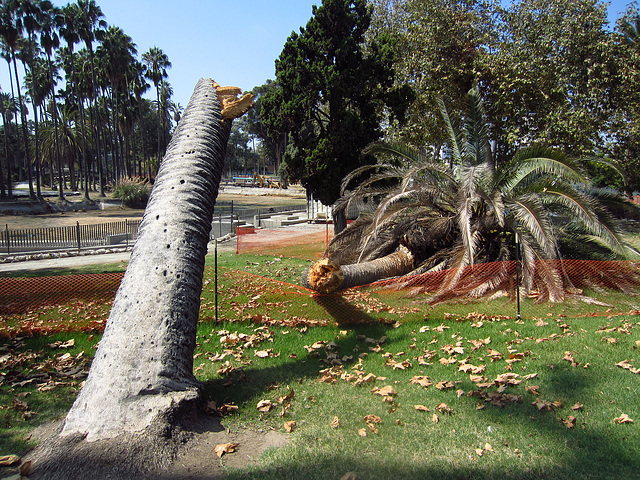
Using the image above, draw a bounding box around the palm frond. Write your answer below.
[437,97,464,165]
[463,87,492,167]
[508,196,558,258]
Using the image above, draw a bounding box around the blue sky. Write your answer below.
[0,0,634,109]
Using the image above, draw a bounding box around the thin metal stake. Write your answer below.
[215,238,219,323]
[515,230,522,320]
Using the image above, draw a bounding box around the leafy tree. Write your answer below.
[262,0,413,232]
[486,0,616,162]
[611,2,640,195]
[370,0,496,151]
[244,80,285,177]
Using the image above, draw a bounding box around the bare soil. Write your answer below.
[22,416,288,480]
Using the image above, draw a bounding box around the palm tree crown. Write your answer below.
[329,88,637,300]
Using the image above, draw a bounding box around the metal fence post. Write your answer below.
[76,221,81,252]
[5,224,9,255]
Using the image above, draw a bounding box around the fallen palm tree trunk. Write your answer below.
[302,245,414,293]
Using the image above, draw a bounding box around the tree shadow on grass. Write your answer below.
[201,293,393,409]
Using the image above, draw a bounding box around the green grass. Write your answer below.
[1,250,640,479]
[195,314,640,480]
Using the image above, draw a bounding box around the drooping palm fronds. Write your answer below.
[311,87,640,299]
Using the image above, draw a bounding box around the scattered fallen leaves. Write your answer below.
[410,375,433,389]
[616,360,640,374]
[414,405,431,412]
[284,421,296,433]
[435,380,455,391]
[371,385,397,402]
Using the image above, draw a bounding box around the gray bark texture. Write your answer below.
[60,78,230,441]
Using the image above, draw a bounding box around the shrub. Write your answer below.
[111,177,151,208]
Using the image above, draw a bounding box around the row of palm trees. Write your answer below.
[0,0,178,202]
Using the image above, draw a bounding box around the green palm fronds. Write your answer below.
[326,87,639,301]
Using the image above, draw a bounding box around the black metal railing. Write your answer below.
[2,220,141,255]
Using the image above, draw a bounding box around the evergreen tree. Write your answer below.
[262,0,412,232]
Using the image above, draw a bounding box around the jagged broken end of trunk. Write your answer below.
[302,258,345,293]
[302,245,415,293]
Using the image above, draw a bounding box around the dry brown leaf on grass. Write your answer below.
[410,375,433,389]
[614,414,634,424]
[435,380,455,391]
[284,421,297,433]
[371,385,397,397]
[459,363,486,374]
[330,416,340,429]
[414,405,431,412]
[277,389,294,404]
[257,400,274,412]
[572,402,584,411]
[436,403,453,414]
[532,399,562,411]
[364,414,383,424]
[561,416,577,429]
[432,414,439,423]
[616,360,640,374]
[358,428,368,437]
[215,442,239,458]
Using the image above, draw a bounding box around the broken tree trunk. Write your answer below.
[58,78,251,442]
[302,245,414,293]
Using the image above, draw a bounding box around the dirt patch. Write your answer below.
[18,415,288,480]
[151,423,288,479]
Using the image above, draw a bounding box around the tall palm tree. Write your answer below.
[39,102,82,190]
[0,86,9,197]
[39,3,64,199]
[306,88,637,299]
[98,26,137,180]
[130,59,148,178]
[141,46,170,161]
[77,0,105,199]
[1,0,36,198]
[58,2,88,196]
[56,78,235,454]
[16,0,52,197]
[0,87,17,198]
